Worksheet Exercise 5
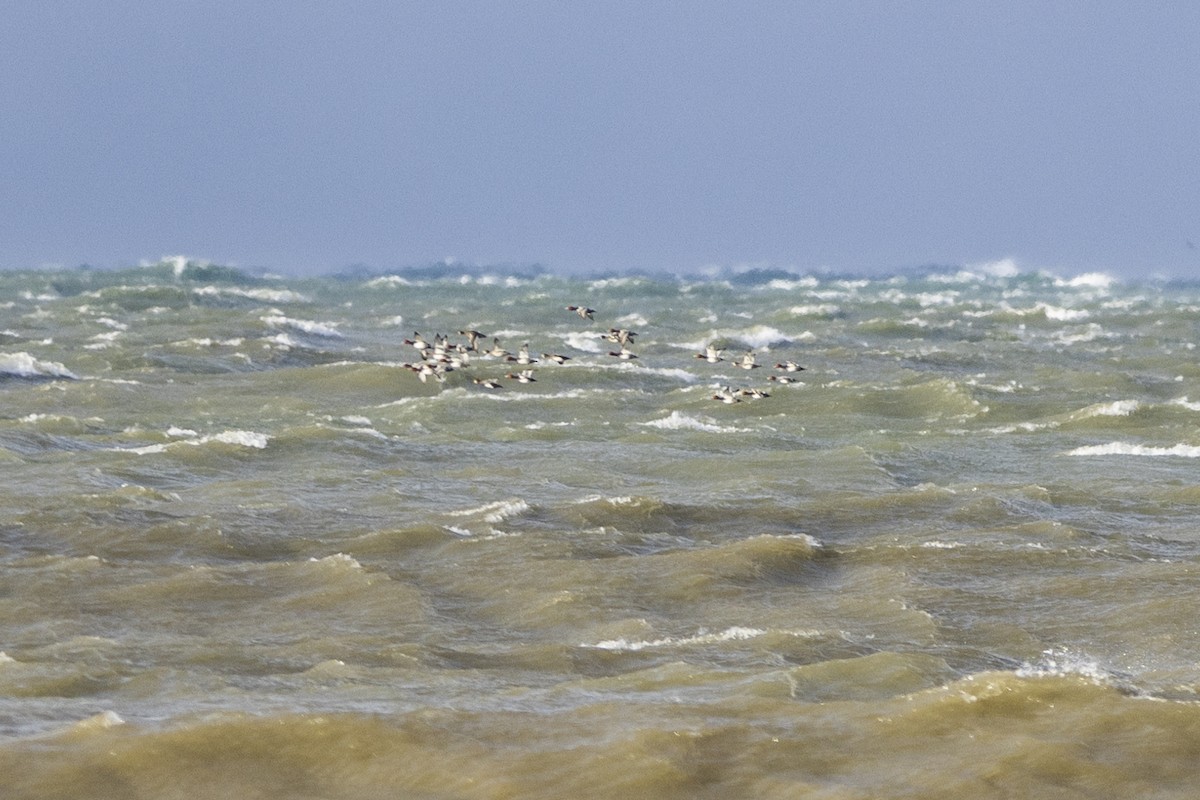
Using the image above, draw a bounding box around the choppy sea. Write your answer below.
[4,259,1200,798]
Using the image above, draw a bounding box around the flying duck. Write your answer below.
[567,305,595,320]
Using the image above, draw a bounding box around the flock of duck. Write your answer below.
[400,304,805,404]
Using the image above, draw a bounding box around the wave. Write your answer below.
[678,325,793,352]
[640,411,754,434]
[262,314,343,338]
[445,499,531,524]
[1016,647,1120,686]
[0,352,78,380]
[194,286,311,304]
[1057,272,1117,289]
[585,626,768,651]
[119,429,271,455]
[1067,442,1200,457]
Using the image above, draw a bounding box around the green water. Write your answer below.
[2,262,1200,798]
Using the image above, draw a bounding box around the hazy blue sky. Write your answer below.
[4,2,1199,277]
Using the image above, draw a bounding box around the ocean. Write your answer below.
[3,259,1200,798]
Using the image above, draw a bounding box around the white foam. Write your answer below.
[766,277,820,290]
[589,276,644,288]
[73,710,126,731]
[1053,323,1105,344]
[562,331,605,353]
[1058,272,1116,289]
[265,332,299,349]
[84,330,123,351]
[0,352,78,379]
[447,499,530,523]
[524,420,574,430]
[124,429,270,455]
[573,494,638,506]
[679,324,791,353]
[587,626,767,652]
[787,304,841,317]
[1067,442,1200,458]
[964,258,1022,279]
[262,314,343,338]
[879,288,961,308]
[1042,305,1090,322]
[365,275,412,288]
[1170,397,1200,412]
[210,430,270,448]
[614,313,649,328]
[1016,648,1112,684]
[627,365,696,382]
[1075,400,1140,418]
[640,411,752,434]
[164,255,189,277]
[194,286,311,304]
[732,324,790,349]
[308,552,363,570]
[96,317,128,331]
[448,387,598,404]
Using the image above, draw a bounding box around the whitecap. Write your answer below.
[96,317,128,331]
[262,314,343,338]
[1052,323,1105,344]
[1067,442,1200,458]
[766,277,820,290]
[490,329,531,340]
[1042,305,1090,322]
[787,304,841,317]
[122,429,270,455]
[964,258,1021,278]
[446,499,530,524]
[71,710,126,731]
[1016,647,1113,684]
[194,286,311,304]
[210,430,270,448]
[308,552,363,570]
[265,332,298,349]
[589,276,645,289]
[1170,397,1200,412]
[561,331,605,353]
[615,313,649,327]
[84,330,123,350]
[678,324,792,353]
[730,325,792,349]
[625,365,695,382]
[640,411,752,434]
[573,494,638,506]
[365,275,412,288]
[1074,400,1140,419]
[450,388,597,404]
[0,352,78,380]
[587,626,768,652]
[162,255,189,277]
[1058,272,1116,289]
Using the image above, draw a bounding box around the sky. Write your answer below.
[3,2,1199,278]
